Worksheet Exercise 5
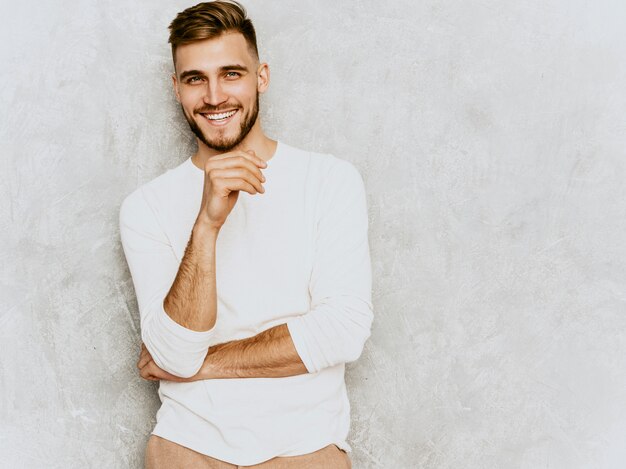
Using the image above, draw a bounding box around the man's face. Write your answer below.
[172,32,267,152]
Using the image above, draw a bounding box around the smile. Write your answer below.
[200,109,238,125]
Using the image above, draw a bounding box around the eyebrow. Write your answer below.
[179,64,249,81]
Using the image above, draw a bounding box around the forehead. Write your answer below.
[174,32,255,74]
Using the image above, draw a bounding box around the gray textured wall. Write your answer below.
[2,1,625,467]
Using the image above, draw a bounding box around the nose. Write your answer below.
[203,80,227,107]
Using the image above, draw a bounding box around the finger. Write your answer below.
[139,360,153,379]
[145,361,186,382]
[234,149,266,168]
[138,352,152,370]
[205,155,266,183]
[137,354,152,370]
[156,368,187,382]
[141,362,161,381]
[139,365,150,380]
[244,150,267,172]
[210,150,267,169]
[208,168,265,194]
[214,177,261,196]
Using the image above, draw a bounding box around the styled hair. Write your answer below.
[168,1,259,66]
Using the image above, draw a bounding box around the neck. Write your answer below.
[192,122,277,169]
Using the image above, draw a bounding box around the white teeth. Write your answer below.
[204,110,237,120]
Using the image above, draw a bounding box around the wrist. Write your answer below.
[193,216,221,238]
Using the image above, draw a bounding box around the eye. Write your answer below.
[225,71,240,78]
[187,76,202,84]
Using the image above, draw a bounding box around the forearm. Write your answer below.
[163,218,219,332]
[201,323,308,379]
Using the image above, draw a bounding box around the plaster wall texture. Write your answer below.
[1,1,625,468]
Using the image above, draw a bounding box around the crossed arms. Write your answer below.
[119,158,373,382]
[137,323,307,382]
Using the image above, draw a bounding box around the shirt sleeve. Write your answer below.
[286,159,374,373]
[119,188,214,378]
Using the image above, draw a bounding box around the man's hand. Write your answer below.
[199,149,267,231]
[137,343,200,382]
[161,150,267,335]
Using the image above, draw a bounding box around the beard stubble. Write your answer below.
[182,92,260,153]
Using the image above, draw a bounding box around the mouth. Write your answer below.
[199,109,238,127]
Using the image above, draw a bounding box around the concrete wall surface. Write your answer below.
[1,0,625,467]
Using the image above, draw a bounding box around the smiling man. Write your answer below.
[119,1,373,467]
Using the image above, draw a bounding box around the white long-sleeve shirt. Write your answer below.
[118,140,373,465]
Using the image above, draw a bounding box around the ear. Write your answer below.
[257,62,270,94]
[171,73,181,103]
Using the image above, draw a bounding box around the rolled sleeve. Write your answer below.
[119,189,214,378]
[287,159,374,373]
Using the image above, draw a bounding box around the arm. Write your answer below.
[120,193,216,379]
[146,219,220,378]
[285,159,373,373]
[138,323,307,380]
[164,149,267,333]
[201,167,375,381]
[163,220,219,332]
[121,150,266,379]
[138,158,373,381]
[200,323,307,378]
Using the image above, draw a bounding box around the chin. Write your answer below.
[203,134,246,152]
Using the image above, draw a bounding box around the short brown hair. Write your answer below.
[168,1,259,67]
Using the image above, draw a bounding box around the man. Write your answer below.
[119,1,373,467]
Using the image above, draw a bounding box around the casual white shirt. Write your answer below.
[119,140,373,465]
